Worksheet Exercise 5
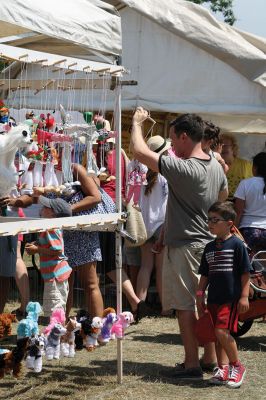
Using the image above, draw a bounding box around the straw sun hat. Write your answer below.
[146,135,171,155]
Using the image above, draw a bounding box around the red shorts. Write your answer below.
[207,303,239,333]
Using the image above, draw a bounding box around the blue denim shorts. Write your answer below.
[0,236,18,277]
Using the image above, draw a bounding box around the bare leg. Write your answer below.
[155,251,164,306]
[215,328,238,363]
[66,269,75,318]
[107,269,140,312]
[215,341,229,366]
[202,342,217,365]
[78,262,104,317]
[127,264,139,292]
[0,277,10,313]
[136,242,154,301]
[15,241,30,311]
[177,309,200,369]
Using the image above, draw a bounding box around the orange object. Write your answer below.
[195,310,216,345]
[239,298,266,322]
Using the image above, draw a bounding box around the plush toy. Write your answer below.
[110,311,134,339]
[98,308,118,345]
[0,101,9,124]
[0,123,32,197]
[84,317,103,351]
[17,302,42,339]
[45,323,67,361]
[43,308,66,336]
[60,317,81,358]
[0,313,17,338]
[74,310,92,350]
[0,337,30,379]
[25,334,46,373]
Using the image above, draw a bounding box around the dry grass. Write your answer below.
[0,310,265,400]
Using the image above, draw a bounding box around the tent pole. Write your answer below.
[115,77,123,384]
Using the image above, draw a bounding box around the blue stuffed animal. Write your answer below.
[17,302,42,339]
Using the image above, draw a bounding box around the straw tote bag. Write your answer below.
[125,200,147,247]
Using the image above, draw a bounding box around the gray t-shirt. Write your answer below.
[159,155,228,247]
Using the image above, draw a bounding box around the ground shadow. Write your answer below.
[131,333,183,346]
[237,335,266,352]
[88,359,208,388]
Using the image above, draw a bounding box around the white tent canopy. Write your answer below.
[1,0,266,135]
[0,0,122,63]
[104,0,266,134]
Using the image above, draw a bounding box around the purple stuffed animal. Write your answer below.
[98,310,118,345]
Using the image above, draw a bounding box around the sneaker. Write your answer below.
[209,366,229,385]
[172,367,203,380]
[226,363,246,388]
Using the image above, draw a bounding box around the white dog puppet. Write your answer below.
[0,124,32,196]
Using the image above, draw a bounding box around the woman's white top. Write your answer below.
[234,177,266,229]
[139,173,168,239]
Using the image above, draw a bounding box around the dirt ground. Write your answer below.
[0,310,265,400]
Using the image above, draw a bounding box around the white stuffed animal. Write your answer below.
[84,317,103,351]
[60,317,81,358]
[25,334,46,373]
[45,323,67,361]
[0,124,32,196]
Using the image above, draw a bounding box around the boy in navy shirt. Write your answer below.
[197,201,251,388]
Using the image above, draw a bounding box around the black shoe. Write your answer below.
[134,301,153,323]
[172,367,203,380]
[11,308,26,321]
[200,359,217,373]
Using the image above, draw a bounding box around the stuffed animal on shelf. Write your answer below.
[25,334,46,373]
[0,123,32,197]
[43,307,66,335]
[60,317,81,358]
[0,337,30,379]
[74,310,92,350]
[33,181,81,197]
[0,101,9,124]
[17,302,42,339]
[110,311,134,340]
[0,313,17,338]
[84,317,103,351]
[45,323,67,361]
[98,308,118,345]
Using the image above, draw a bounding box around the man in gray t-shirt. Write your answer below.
[160,155,227,247]
[130,108,228,379]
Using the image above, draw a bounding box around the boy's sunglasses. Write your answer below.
[207,217,227,224]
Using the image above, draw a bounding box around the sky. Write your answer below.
[205,0,266,38]
[233,0,266,38]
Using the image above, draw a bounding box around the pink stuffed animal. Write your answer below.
[110,311,134,339]
[43,308,66,336]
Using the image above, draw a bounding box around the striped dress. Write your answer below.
[38,229,72,282]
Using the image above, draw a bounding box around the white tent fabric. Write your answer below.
[109,0,266,134]
[117,0,266,86]
[2,0,266,134]
[0,0,122,62]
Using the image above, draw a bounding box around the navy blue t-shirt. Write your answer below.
[198,235,251,304]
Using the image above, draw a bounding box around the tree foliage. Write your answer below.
[187,0,236,25]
